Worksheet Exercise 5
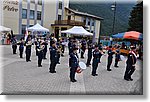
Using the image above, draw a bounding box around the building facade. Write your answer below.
[1,0,103,42]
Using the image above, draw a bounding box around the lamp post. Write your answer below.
[111,2,116,35]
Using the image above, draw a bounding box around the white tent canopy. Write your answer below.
[61,26,93,36]
[27,23,49,32]
[0,26,11,32]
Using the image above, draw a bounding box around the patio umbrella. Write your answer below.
[112,31,143,41]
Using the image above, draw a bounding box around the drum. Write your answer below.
[76,62,86,73]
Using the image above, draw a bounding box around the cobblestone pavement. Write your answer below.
[0,45,143,95]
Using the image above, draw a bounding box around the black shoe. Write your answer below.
[70,80,77,82]
[43,58,47,59]
[49,71,56,73]
[92,74,98,76]
[28,60,31,62]
[107,69,112,71]
[114,66,119,68]
[89,63,91,65]
[124,78,130,81]
[129,78,133,81]
[38,65,42,67]
[57,62,60,64]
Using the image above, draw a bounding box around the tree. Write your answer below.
[128,1,143,33]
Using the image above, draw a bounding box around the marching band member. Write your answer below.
[124,46,137,81]
[92,44,101,76]
[107,46,115,71]
[49,41,58,73]
[86,40,93,67]
[18,37,24,58]
[25,36,32,62]
[11,35,17,54]
[98,42,103,63]
[114,49,121,67]
[43,38,48,59]
[69,45,79,82]
[37,40,45,67]
[80,39,86,59]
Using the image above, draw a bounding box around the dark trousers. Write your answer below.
[70,66,78,81]
[62,45,65,53]
[81,49,85,58]
[124,65,135,79]
[115,58,119,67]
[107,57,113,70]
[26,49,31,61]
[92,60,99,75]
[57,54,60,63]
[12,45,17,54]
[69,48,73,55]
[19,48,24,58]
[43,50,47,59]
[38,52,43,66]
[86,53,92,65]
[49,61,57,72]
[36,48,38,56]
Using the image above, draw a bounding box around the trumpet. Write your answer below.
[37,44,45,52]
[26,41,32,46]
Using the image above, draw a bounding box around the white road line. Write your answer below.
[70,72,86,94]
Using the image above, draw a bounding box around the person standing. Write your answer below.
[114,49,121,67]
[11,36,17,54]
[49,41,58,73]
[61,38,65,57]
[69,46,79,82]
[86,40,93,67]
[124,46,137,81]
[107,46,115,71]
[18,37,24,58]
[25,37,32,62]
[43,38,48,59]
[91,45,101,76]
[80,39,86,58]
[37,41,44,67]
[68,38,73,55]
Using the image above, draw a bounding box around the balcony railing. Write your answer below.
[54,20,85,26]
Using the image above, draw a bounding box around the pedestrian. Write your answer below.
[35,38,40,56]
[18,37,24,58]
[61,38,65,57]
[11,35,17,54]
[80,39,86,58]
[37,41,44,67]
[43,38,48,59]
[124,46,137,81]
[56,40,61,64]
[91,44,101,76]
[114,49,121,67]
[107,46,115,71]
[86,40,93,67]
[49,41,58,73]
[69,46,79,82]
[25,36,32,62]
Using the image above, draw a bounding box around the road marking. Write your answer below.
[70,72,86,94]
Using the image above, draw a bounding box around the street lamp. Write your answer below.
[111,2,116,35]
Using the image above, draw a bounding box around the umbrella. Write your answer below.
[112,31,143,41]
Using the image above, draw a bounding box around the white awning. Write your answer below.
[28,23,49,32]
[61,26,93,36]
[0,26,11,32]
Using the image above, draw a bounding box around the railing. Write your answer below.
[54,20,85,26]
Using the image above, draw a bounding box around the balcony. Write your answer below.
[51,20,85,26]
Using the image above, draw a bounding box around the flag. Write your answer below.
[24,27,28,42]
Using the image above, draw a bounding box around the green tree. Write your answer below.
[128,1,143,33]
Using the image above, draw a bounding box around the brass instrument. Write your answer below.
[37,42,45,52]
[26,41,32,46]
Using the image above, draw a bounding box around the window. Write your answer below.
[30,10,35,19]
[22,9,27,19]
[37,11,41,20]
[22,25,26,34]
[58,1,62,9]
[58,15,61,20]
[30,0,35,4]
[38,0,42,5]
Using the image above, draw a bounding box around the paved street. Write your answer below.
[0,45,142,95]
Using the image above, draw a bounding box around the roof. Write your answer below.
[65,7,104,20]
